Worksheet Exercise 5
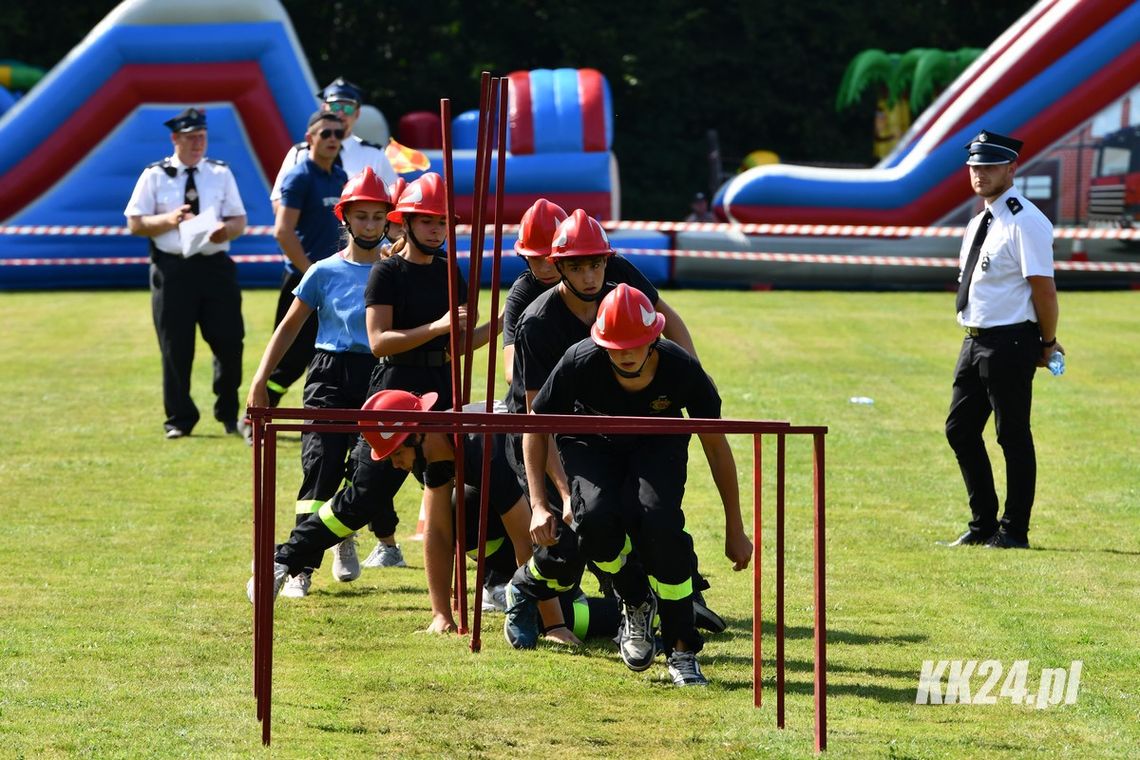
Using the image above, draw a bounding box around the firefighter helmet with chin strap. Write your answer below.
[334,167,392,221]
[515,198,568,257]
[591,283,666,350]
[548,209,615,259]
[334,167,393,250]
[386,172,449,224]
[360,389,439,461]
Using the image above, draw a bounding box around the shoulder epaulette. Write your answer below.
[293,141,307,151]
[205,157,228,167]
[359,139,385,150]
[1006,197,1023,215]
[147,158,177,177]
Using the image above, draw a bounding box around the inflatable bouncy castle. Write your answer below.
[716,0,1140,226]
[0,0,622,290]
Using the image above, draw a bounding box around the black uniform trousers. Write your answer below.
[945,324,1039,541]
[277,360,453,571]
[560,432,702,654]
[295,350,377,525]
[149,250,244,433]
[267,270,318,405]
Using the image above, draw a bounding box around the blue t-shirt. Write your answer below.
[279,157,348,273]
[293,251,374,354]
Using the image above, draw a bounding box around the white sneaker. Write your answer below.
[481,583,508,613]
[619,594,658,671]
[246,561,290,603]
[363,541,406,568]
[280,570,312,598]
[666,650,708,687]
[331,536,361,582]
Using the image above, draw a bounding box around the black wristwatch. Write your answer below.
[1041,337,1057,348]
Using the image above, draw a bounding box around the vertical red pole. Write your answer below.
[258,425,277,746]
[471,77,510,653]
[463,71,492,407]
[251,411,262,704]
[440,97,468,633]
[813,432,827,753]
[752,434,762,708]
[777,433,786,728]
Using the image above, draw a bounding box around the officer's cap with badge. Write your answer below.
[164,107,207,134]
[965,130,1022,166]
[318,77,365,105]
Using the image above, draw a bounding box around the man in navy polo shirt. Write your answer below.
[267,111,351,410]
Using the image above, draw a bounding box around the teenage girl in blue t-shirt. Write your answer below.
[247,167,393,597]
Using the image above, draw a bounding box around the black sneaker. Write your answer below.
[618,594,657,671]
[666,650,708,687]
[941,529,997,547]
[503,583,538,649]
[985,531,1030,549]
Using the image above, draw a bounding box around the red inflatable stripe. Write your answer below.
[507,71,534,156]
[579,69,607,152]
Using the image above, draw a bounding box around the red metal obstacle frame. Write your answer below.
[249,407,829,752]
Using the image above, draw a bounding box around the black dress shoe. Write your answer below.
[944,529,996,547]
[985,531,1030,549]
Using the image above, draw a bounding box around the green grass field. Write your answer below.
[1,288,1137,759]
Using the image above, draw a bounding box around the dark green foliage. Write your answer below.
[1,0,1033,217]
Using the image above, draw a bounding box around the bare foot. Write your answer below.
[543,625,582,647]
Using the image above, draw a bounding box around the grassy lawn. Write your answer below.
[0,287,1136,759]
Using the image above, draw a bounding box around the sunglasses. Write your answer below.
[327,102,358,116]
[317,128,346,140]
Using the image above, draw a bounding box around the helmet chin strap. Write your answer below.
[608,340,657,378]
[555,262,606,302]
[346,220,390,250]
[405,219,445,256]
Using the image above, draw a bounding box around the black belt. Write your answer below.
[381,349,450,367]
[964,321,1035,337]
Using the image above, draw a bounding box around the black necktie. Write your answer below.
[184,167,199,215]
[955,209,992,314]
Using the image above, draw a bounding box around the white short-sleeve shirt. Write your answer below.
[957,186,1054,328]
[269,135,397,202]
[124,155,246,256]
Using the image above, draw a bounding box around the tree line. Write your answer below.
[1,0,1033,219]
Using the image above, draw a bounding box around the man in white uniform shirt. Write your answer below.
[944,130,1063,550]
[269,77,396,210]
[125,108,248,440]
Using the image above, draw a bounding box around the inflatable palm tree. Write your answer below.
[837,47,982,159]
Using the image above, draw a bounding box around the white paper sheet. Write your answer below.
[178,206,219,257]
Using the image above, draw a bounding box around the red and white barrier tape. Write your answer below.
[4,248,1139,273]
[2,221,1138,239]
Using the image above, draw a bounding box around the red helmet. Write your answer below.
[590,283,665,350]
[334,167,392,222]
[549,208,615,259]
[387,178,407,206]
[387,172,449,224]
[515,198,568,257]
[359,389,439,461]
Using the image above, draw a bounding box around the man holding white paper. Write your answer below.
[125,107,248,440]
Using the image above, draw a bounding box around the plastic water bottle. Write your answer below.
[1047,351,1065,377]
[849,396,875,405]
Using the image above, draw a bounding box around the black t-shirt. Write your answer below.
[364,254,467,355]
[506,258,661,414]
[531,338,721,426]
[409,433,522,517]
[502,255,659,348]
